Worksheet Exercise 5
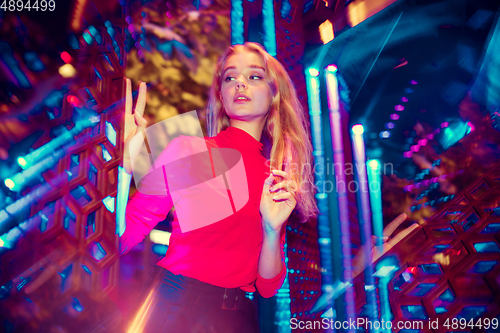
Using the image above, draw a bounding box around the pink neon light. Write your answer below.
[418,139,427,145]
[403,169,464,192]
[401,97,409,102]
[395,105,405,111]
[61,51,72,64]
[67,95,79,107]
[390,113,400,120]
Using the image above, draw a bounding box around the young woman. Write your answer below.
[120,42,318,332]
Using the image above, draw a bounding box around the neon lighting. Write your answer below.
[375,257,398,327]
[82,31,93,45]
[5,179,14,189]
[17,116,98,169]
[152,244,168,256]
[395,104,404,111]
[72,298,84,312]
[102,196,115,213]
[230,0,244,45]
[401,97,408,102]
[390,113,399,120]
[474,241,500,253]
[149,229,171,245]
[17,157,27,167]
[352,124,364,135]
[385,122,395,129]
[352,124,378,324]
[105,121,117,146]
[81,265,92,275]
[8,146,69,192]
[326,65,337,73]
[467,121,475,131]
[100,144,112,162]
[88,26,102,44]
[367,159,383,254]
[308,68,319,77]
[346,0,398,27]
[380,131,390,138]
[71,0,87,31]
[262,0,277,56]
[319,20,334,44]
[61,51,72,64]
[439,120,471,149]
[306,67,335,298]
[403,169,460,191]
[325,69,355,325]
[91,242,107,261]
[67,95,79,107]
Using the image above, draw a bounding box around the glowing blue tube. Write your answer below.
[367,159,383,254]
[262,0,277,56]
[18,115,100,169]
[351,125,379,328]
[305,67,336,305]
[325,68,356,326]
[7,144,71,192]
[230,0,244,45]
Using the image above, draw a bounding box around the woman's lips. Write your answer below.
[234,98,251,104]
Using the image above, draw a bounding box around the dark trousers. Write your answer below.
[128,266,260,333]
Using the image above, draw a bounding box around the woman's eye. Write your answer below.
[250,75,262,80]
[224,76,234,82]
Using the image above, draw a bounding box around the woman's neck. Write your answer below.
[229,119,266,142]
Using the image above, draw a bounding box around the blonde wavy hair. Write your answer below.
[206,42,318,223]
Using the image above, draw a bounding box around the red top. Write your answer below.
[120,126,287,298]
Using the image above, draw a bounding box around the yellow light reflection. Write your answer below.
[319,19,334,44]
[126,288,157,333]
[347,0,398,27]
[59,64,76,78]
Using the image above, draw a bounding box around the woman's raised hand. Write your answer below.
[260,170,298,235]
[123,78,147,174]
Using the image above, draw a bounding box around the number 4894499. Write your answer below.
[1,0,56,11]
[443,317,498,330]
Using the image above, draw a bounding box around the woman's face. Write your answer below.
[220,51,274,122]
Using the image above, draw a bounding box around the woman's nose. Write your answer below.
[235,76,246,89]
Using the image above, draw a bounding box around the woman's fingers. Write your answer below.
[134,112,147,132]
[263,174,275,187]
[271,169,287,177]
[272,191,293,201]
[135,82,147,118]
[269,180,296,193]
[125,78,132,116]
